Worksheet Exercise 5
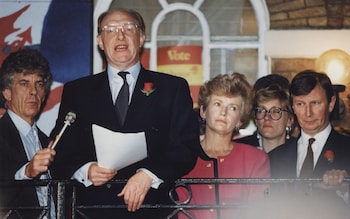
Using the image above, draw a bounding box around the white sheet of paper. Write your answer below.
[92,124,147,170]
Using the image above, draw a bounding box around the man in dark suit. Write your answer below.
[0,49,56,218]
[269,70,350,218]
[50,8,199,218]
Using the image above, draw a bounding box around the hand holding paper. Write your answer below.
[92,124,148,170]
[88,163,117,186]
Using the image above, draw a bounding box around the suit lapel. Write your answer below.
[289,139,299,177]
[90,72,121,129]
[314,129,337,176]
[94,68,157,130]
[1,114,29,163]
[38,128,49,148]
[124,68,155,129]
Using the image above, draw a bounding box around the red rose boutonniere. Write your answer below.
[141,82,156,96]
[324,150,334,164]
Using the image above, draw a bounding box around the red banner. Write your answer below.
[141,45,203,106]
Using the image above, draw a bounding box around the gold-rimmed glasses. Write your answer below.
[100,23,139,35]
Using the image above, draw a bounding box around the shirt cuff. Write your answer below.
[137,168,164,189]
[72,162,94,187]
[14,163,31,180]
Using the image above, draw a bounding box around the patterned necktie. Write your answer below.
[26,127,41,160]
[115,71,129,125]
[299,138,315,178]
[29,127,56,218]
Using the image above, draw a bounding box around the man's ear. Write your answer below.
[139,33,146,48]
[96,35,104,50]
[329,95,336,113]
[2,89,11,101]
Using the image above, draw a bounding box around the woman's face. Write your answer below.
[201,94,243,136]
[255,99,293,141]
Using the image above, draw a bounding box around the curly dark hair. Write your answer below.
[0,48,53,94]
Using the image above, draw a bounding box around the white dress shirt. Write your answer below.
[297,124,331,177]
[108,63,139,104]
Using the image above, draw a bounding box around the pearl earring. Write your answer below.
[286,126,291,140]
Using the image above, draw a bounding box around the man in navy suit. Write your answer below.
[269,70,350,218]
[50,8,199,218]
[0,49,56,218]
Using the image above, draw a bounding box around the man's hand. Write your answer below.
[117,171,152,212]
[88,163,117,186]
[313,169,349,191]
[25,147,56,178]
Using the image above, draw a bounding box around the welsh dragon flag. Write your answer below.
[0,0,92,135]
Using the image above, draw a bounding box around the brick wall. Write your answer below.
[266,0,350,29]
[265,1,350,134]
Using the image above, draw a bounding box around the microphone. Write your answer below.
[51,111,76,149]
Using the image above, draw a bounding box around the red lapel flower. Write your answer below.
[141,82,155,96]
[324,150,334,164]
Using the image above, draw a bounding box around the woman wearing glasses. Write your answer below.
[236,81,295,153]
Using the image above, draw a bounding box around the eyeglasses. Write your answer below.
[254,106,290,121]
[101,23,139,35]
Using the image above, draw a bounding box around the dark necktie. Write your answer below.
[299,138,315,178]
[115,71,129,125]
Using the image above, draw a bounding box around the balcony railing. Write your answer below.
[0,178,349,219]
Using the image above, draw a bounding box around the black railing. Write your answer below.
[0,178,349,219]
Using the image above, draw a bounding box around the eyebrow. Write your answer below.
[16,78,44,83]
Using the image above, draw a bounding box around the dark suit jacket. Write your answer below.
[234,131,260,147]
[50,68,199,208]
[0,113,50,218]
[234,131,296,156]
[269,128,350,178]
[268,128,350,217]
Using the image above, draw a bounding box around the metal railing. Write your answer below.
[0,178,349,219]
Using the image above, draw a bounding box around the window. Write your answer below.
[102,0,268,84]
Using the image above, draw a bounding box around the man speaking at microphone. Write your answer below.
[0,49,56,218]
[50,8,199,218]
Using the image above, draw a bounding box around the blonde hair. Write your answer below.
[198,72,252,124]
